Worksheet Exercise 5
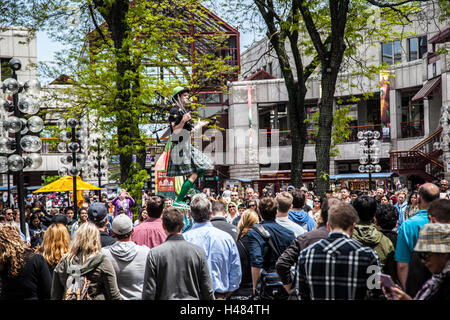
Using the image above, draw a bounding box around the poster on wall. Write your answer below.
[380,71,391,141]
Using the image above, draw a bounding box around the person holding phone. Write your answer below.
[111,189,135,219]
[382,223,450,300]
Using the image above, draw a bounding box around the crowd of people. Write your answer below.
[0,180,449,301]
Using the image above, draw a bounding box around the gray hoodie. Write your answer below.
[102,241,150,300]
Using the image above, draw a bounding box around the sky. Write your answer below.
[37,31,62,65]
[36,28,257,83]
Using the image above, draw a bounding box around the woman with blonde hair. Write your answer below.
[230,209,260,300]
[0,224,52,299]
[37,223,71,276]
[51,222,121,300]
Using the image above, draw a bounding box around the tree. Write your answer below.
[219,0,323,187]
[219,0,448,195]
[2,0,236,204]
[299,0,446,195]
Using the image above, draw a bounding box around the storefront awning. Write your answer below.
[411,76,441,101]
[0,186,43,191]
[329,172,393,180]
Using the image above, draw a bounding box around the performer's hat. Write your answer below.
[172,86,189,97]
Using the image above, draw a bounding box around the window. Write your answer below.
[408,36,427,61]
[198,93,221,105]
[400,92,424,138]
[381,40,402,65]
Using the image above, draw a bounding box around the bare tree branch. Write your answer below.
[88,3,111,47]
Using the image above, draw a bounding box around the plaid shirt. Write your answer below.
[295,232,380,300]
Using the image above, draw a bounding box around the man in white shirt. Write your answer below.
[275,191,306,237]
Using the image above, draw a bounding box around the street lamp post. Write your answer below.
[86,136,109,195]
[0,58,44,235]
[57,118,88,219]
[358,130,382,192]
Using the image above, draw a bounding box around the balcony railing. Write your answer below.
[41,138,62,154]
[258,130,292,147]
[401,120,424,138]
[390,150,444,180]
[258,124,384,147]
[344,124,382,142]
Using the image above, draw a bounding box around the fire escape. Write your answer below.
[390,26,450,181]
[390,127,444,180]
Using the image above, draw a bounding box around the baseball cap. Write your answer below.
[88,202,108,223]
[51,214,69,226]
[112,214,133,235]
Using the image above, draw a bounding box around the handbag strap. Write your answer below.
[252,224,282,257]
[238,239,250,258]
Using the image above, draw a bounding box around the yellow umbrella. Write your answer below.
[33,175,101,193]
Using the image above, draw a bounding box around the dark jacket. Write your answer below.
[210,216,238,241]
[276,223,329,285]
[100,230,116,248]
[406,251,432,297]
[29,223,47,248]
[423,273,450,300]
[0,252,52,300]
[230,234,253,297]
[51,252,121,300]
[142,234,214,300]
[381,229,398,248]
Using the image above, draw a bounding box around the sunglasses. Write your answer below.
[314,200,321,203]
[418,252,431,261]
[249,204,256,207]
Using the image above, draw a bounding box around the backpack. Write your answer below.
[63,255,105,300]
[252,224,289,300]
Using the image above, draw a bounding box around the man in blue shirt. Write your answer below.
[248,197,295,294]
[395,182,439,289]
[183,193,242,299]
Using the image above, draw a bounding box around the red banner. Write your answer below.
[380,71,390,140]
[157,171,175,192]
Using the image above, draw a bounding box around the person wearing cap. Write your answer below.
[88,202,116,248]
[166,86,213,209]
[383,223,450,300]
[102,214,150,300]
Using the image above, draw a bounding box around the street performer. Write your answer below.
[166,86,213,208]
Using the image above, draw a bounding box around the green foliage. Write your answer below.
[42,175,60,185]
[2,0,236,185]
[305,105,353,157]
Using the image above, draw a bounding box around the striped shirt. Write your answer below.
[295,232,380,300]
